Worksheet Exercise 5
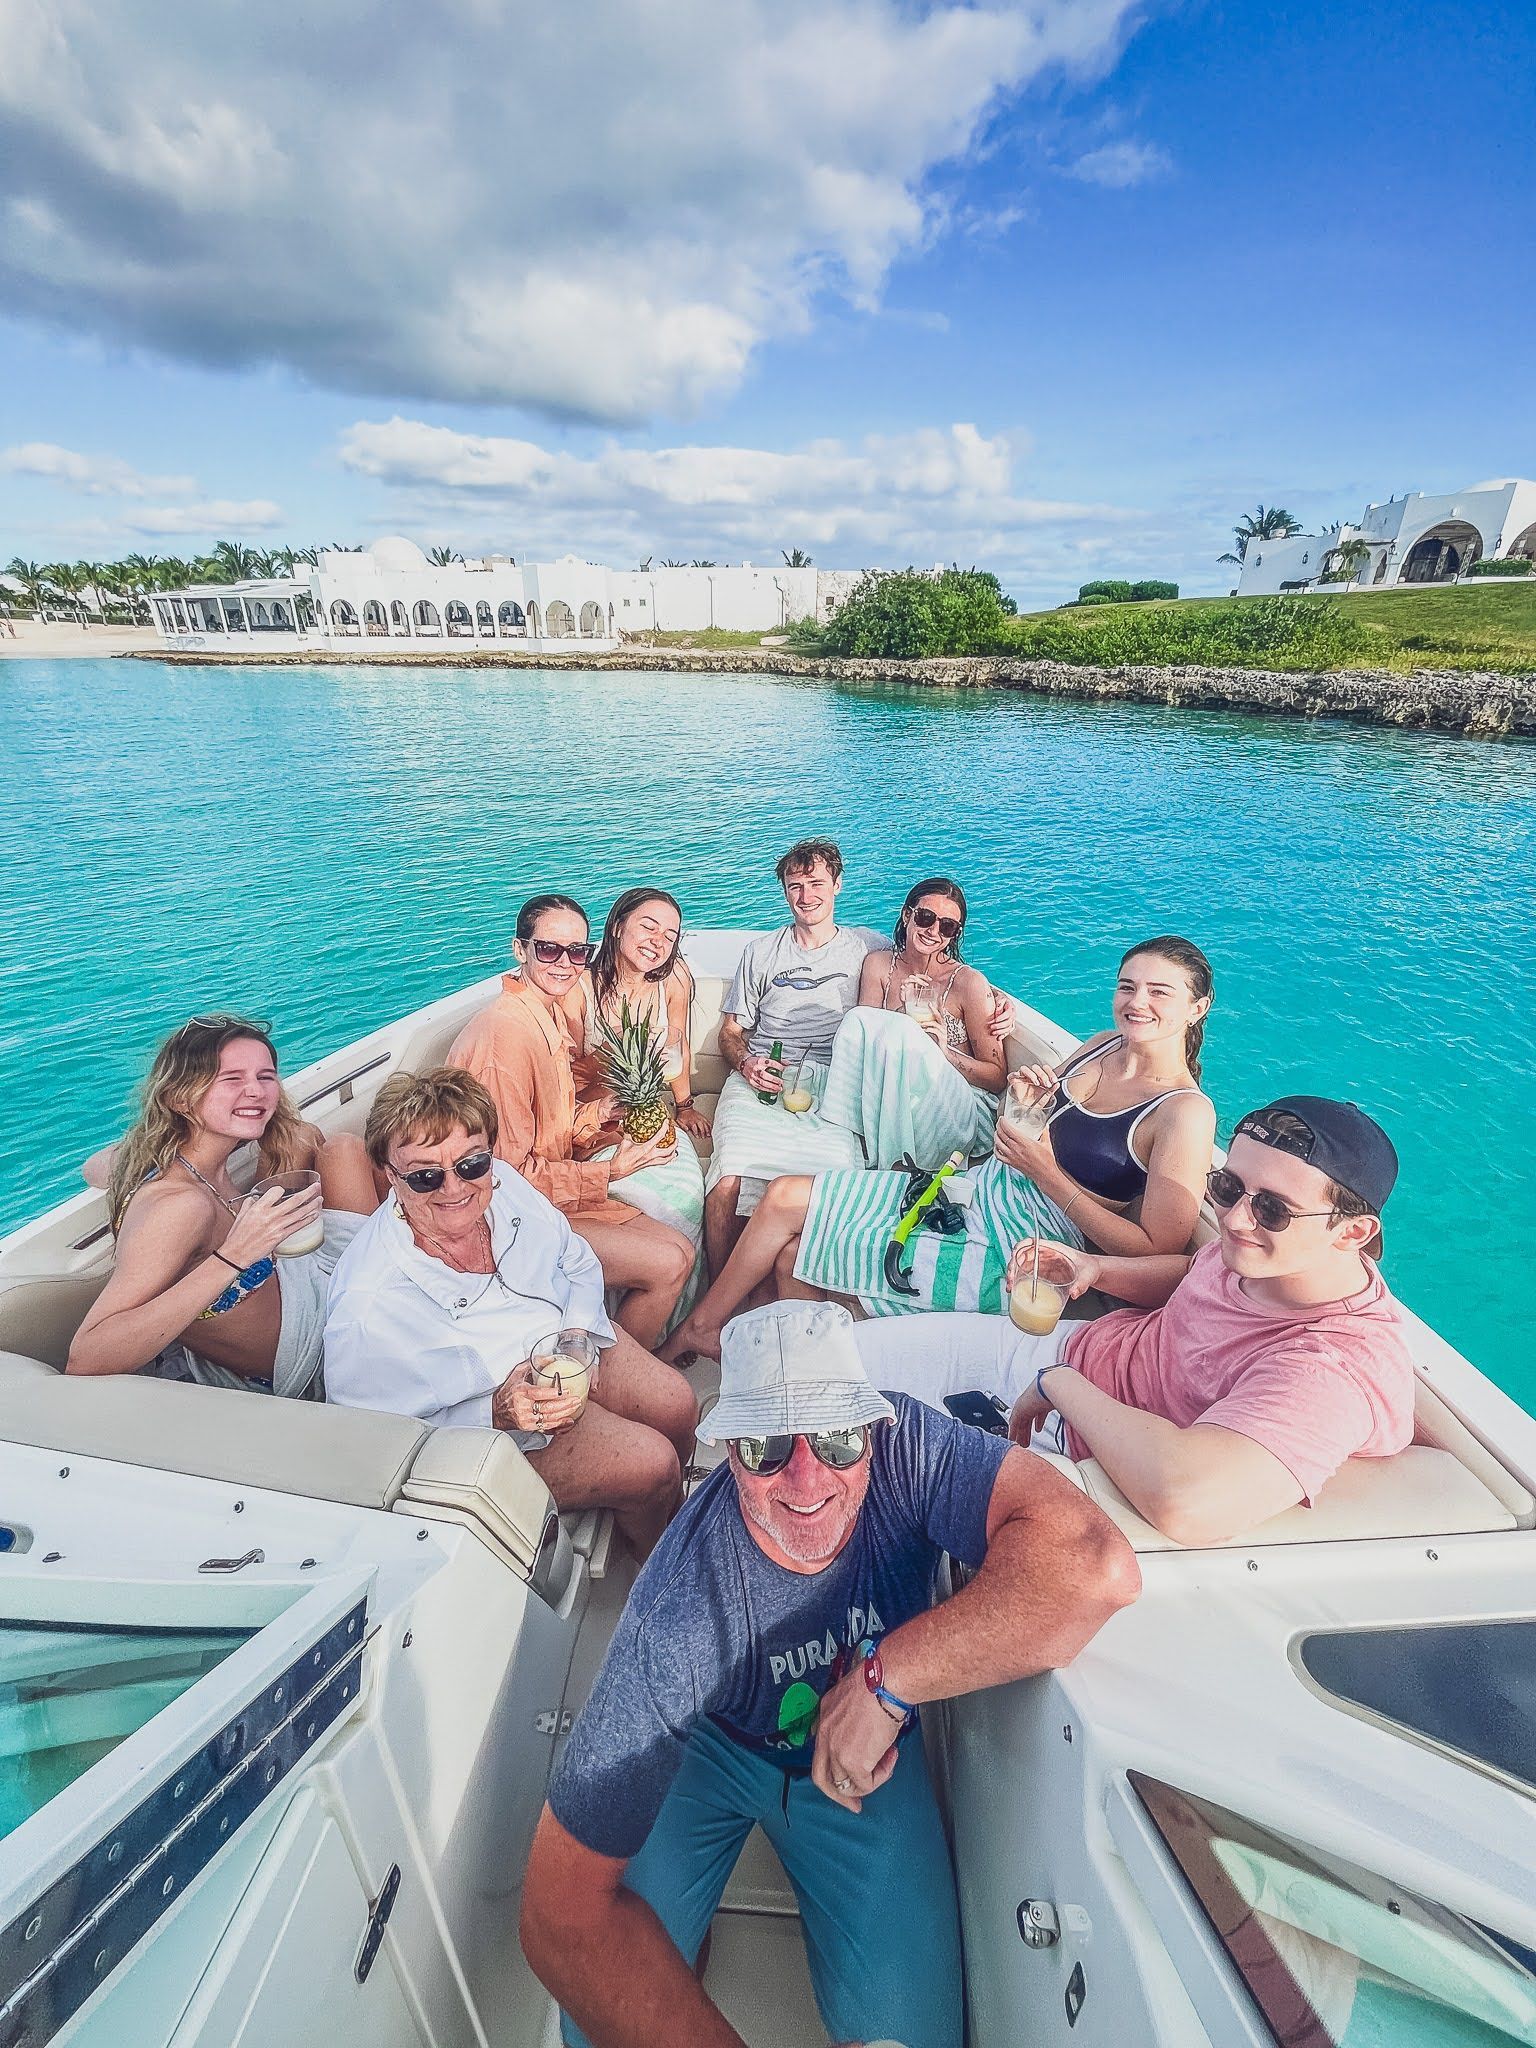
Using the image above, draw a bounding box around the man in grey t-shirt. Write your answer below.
[702,837,883,1274]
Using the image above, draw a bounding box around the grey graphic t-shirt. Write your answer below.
[724,924,883,1062]
[546,1394,1009,1859]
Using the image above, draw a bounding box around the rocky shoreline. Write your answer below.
[128,645,1536,738]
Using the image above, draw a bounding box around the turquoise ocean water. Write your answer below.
[1,659,1531,1407]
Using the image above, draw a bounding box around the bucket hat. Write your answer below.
[697,1300,896,1445]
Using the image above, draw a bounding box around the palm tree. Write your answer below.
[5,559,50,617]
[208,539,261,582]
[781,548,813,568]
[1321,538,1372,585]
[427,545,462,566]
[1219,505,1302,565]
[690,559,719,569]
[659,558,687,568]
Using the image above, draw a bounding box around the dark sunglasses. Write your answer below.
[1206,1166,1337,1233]
[391,1148,494,1194]
[909,907,961,940]
[730,1427,869,1476]
[529,938,594,967]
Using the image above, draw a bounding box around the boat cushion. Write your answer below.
[0,1359,430,1509]
[1075,1444,1520,1552]
[395,1425,552,1574]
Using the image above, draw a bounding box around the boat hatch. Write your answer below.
[1128,1771,1536,2047]
[1299,1619,1536,1800]
[0,1581,368,2048]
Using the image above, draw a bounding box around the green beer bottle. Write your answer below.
[757,1039,784,1105]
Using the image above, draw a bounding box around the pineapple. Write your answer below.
[596,1000,674,1146]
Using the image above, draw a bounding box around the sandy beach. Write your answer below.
[0,619,161,659]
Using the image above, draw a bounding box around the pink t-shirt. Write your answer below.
[1062,1242,1415,1504]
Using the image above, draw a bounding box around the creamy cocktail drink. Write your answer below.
[252,1170,325,1256]
[1009,1276,1066,1335]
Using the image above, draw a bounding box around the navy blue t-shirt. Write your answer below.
[548,1393,1010,1858]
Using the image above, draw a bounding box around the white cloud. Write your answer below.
[1,441,195,497]
[336,413,1141,592]
[0,0,1148,421]
[1065,139,1172,188]
[124,499,285,535]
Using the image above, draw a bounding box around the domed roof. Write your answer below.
[369,535,429,571]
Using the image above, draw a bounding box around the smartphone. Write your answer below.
[943,1391,1011,1436]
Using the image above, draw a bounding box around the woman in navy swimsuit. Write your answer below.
[70,1014,379,1394]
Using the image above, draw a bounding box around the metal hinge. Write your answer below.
[1017,1899,1060,1948]
[355,1865,401,1985]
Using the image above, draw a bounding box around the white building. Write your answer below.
[149,539,866,653]
[1236,479,1536,596]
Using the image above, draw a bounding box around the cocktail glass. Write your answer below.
[1009,1274,1066,1335]
[529,1329,596,1416]
[780,1053,815,1115]
[250,1168,324,1256]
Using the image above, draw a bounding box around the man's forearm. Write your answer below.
[878,1469,1138,1705]
[1046,1371,1197,1517]
[717,1017,751,1075]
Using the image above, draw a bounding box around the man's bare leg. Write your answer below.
[592,1328,699,1467]
[704,1176,745,1279]
[531,1403,682,1559]
[577,1215,693,1350]
[659,1175,813,1362]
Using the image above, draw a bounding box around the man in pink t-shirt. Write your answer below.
[853,1096,1414,1546]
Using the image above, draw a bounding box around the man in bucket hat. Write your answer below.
[521,1298,1138,2048]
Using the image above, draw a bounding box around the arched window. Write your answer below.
[390,599,410,634]
[1400,520,1484,585]
[498,600,526,635]
[251,602,270,627]
[413,600,442,635]
[526,601,541,637]
[546,599,575,638]
[271,602,291,629]
[579,600,603,636]
[445,600,473,637]
[330,599,360,635]
[363,599,389,637]
[476,600,495,635]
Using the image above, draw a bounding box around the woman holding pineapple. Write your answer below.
[449,896,694,1350]
[574,890,709,1333]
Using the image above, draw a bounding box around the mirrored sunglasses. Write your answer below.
[391,1148,494,1195]
[730,1427,869,1477]
[1206,1166,1336,1233]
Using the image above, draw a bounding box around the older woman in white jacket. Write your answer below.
[324,1067,698,1558]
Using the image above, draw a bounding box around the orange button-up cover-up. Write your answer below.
[448,975,637,1223]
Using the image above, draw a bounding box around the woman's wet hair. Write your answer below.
[1118,936,1215,1083]
[515,893,587,943]
[108,1013,306,1231]
[365,1067,500,1170]
[894,876,968,963]
[591,888,685,1011]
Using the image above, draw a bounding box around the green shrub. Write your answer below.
[1467,557,1534,578]
[1077,579,1133,603]
[781,615,826,652]
[820,567,1015,658]
[1129,579,1179,602]
[999,596,1370,671]
[1075,592,1116,605]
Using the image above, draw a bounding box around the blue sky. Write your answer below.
[2,0,1531,607]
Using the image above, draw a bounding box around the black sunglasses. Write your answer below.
[909,907,961,940]
[391,1148,494,1195]
[730,1427,869,1476]
[530,938,594,967]
[1206,1166,1337,1233]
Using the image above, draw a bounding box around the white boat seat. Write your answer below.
[563,1507,617,1579]
[395,1426,553,1574]
[0,1357,431,1508]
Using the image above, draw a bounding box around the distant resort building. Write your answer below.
[1236,478,1536,596]
[148,538,866,652]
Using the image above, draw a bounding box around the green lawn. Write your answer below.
[634,626,778,650]
[1012,581,1536,673]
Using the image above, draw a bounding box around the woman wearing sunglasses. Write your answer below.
[324,1068,697,1559]
[68,1013,380,1395]
[817,876,1006,1171]
[663,935,1217,1363]
[450,894,694,1349]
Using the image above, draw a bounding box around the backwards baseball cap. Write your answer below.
[697,1300,896,1445]
[1233,1095,1398,1214]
